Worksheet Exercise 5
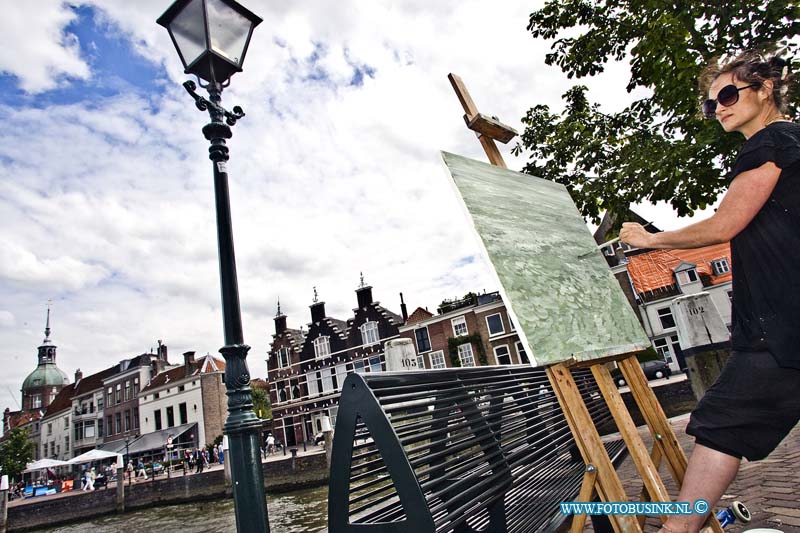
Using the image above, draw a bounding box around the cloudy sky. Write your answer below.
[0,0,717,414]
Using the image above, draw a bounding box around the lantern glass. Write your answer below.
[207,0,252,66]
[169,0,207,68]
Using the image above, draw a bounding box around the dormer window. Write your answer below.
[677,269,698,284]
[712,258,730,275]
[360,321,379,346]
[313,336,331,358]
[278,347,291,368]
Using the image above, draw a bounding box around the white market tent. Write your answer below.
[23,458,70,473]
[68,449,122,465]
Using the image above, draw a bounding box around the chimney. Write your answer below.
[157,340,168,362]
[275,314,287,335]
[183,351,195,377]
[310,301,326,323]
[356,285,373,308]
[399,293,408,323]
[74,369,83,383]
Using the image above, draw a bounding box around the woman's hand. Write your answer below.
[620,222,655,248]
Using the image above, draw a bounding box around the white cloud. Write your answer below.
[0,1,91,93]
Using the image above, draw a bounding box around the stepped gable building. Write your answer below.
[267,277,404,447]
[3,309,70,450]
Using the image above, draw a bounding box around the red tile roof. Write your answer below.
[140,354,225,393]
[627,243,732,294]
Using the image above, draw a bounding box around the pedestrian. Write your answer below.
[83,467,95,491]
[620,48,800,533]
[183,449,191,476]
[80,468,87,490]
[219,446,224,466]
[137,459,148,481]
[126,460,134,483]
[266,434,276,456]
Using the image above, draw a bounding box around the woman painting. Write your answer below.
[620,49,799,533]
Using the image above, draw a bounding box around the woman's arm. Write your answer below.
[619,161,781,249]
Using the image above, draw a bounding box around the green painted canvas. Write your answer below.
[442,151,650,366]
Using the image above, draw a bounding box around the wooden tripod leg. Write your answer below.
[637,443,662,528]
[478,134,507,168]
[547,364,640,532]
[571,466,598,533]
[619,356,724,533]
[592,365,670,526]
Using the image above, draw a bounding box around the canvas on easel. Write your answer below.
[442,150,651,366]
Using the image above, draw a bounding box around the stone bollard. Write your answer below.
[115,454,125,514]
[1,475,8,533]
[384,338,423,372]
[321,416,334,469]
[290,448,298,472]
[671,292,731,400]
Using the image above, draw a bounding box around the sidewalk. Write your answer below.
[610,415,800,532]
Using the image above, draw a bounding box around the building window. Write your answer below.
[321,371,334,393]
[115,384,121,404]
[98,418,104,438]
[458,343,476,367]
[278,347,291,368]
[134,377,139,397]
[154,392,160,399]
[97,396,103,411]
[84,422,95,439]
[677,269,699,284]
[179,403,187,425]
[107,387,113,406]
[494,345,511,365]
[292,383,301,400]
[416,354,426,369]
[430,350,446,369]
[115,412,122,434]
[414,327,431,353]
[278,387,287,402]
[313,336,330,358]
[134,408,139,429]
[124,410,131,432]
[369,356,383,373]
[178,385,185,392]
[360,321,379,346]
[451,316,468,336]
[657,307,676,330]
[515,341,530,365]
[727,290,733,304]
[154,409,162,431]
[125,381,131,401]
[486,314,504,336]
[335,364,348,391]
[65,435,69,450]
[31,394,42,409]
[353,360,366,374]
[306,372,320,396]
[47,423,52,436]
[712,258,730,275]
[106,415,113,435]
[166,406,175,428]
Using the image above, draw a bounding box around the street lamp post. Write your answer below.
[157,1,269,531]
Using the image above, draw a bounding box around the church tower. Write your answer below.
[21,307,69,411]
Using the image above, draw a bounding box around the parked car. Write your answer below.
[611,360,672,387]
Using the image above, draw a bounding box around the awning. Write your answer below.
[69,449,122,464]
[95,440,129,454]
[126,422,197,455]
[24,458,70,472]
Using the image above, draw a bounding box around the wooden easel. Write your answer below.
[448,74,723,533]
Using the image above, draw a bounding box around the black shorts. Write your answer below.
[685,350,800,461]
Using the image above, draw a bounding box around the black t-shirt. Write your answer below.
[727,121,800,368]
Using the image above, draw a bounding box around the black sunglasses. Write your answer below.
[702,83,760,118]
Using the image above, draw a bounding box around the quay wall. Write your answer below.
[8,452,329,532]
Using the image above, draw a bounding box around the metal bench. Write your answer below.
[328,365,627,532]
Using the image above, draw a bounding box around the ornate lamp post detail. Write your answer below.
[157,1,268,531]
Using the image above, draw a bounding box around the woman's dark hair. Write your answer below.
[701,49,793,113]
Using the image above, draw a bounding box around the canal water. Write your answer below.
[39,485,328,533]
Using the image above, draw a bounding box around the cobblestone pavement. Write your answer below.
[610,414,800,532]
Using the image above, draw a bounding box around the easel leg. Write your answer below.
[547,364,640,532]
[571,466,598,533]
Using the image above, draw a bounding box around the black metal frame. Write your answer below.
[328,365,626,533]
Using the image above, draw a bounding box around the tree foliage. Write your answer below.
[0,427,34,482]
[251,386,272,419]
[515,1,800,223]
